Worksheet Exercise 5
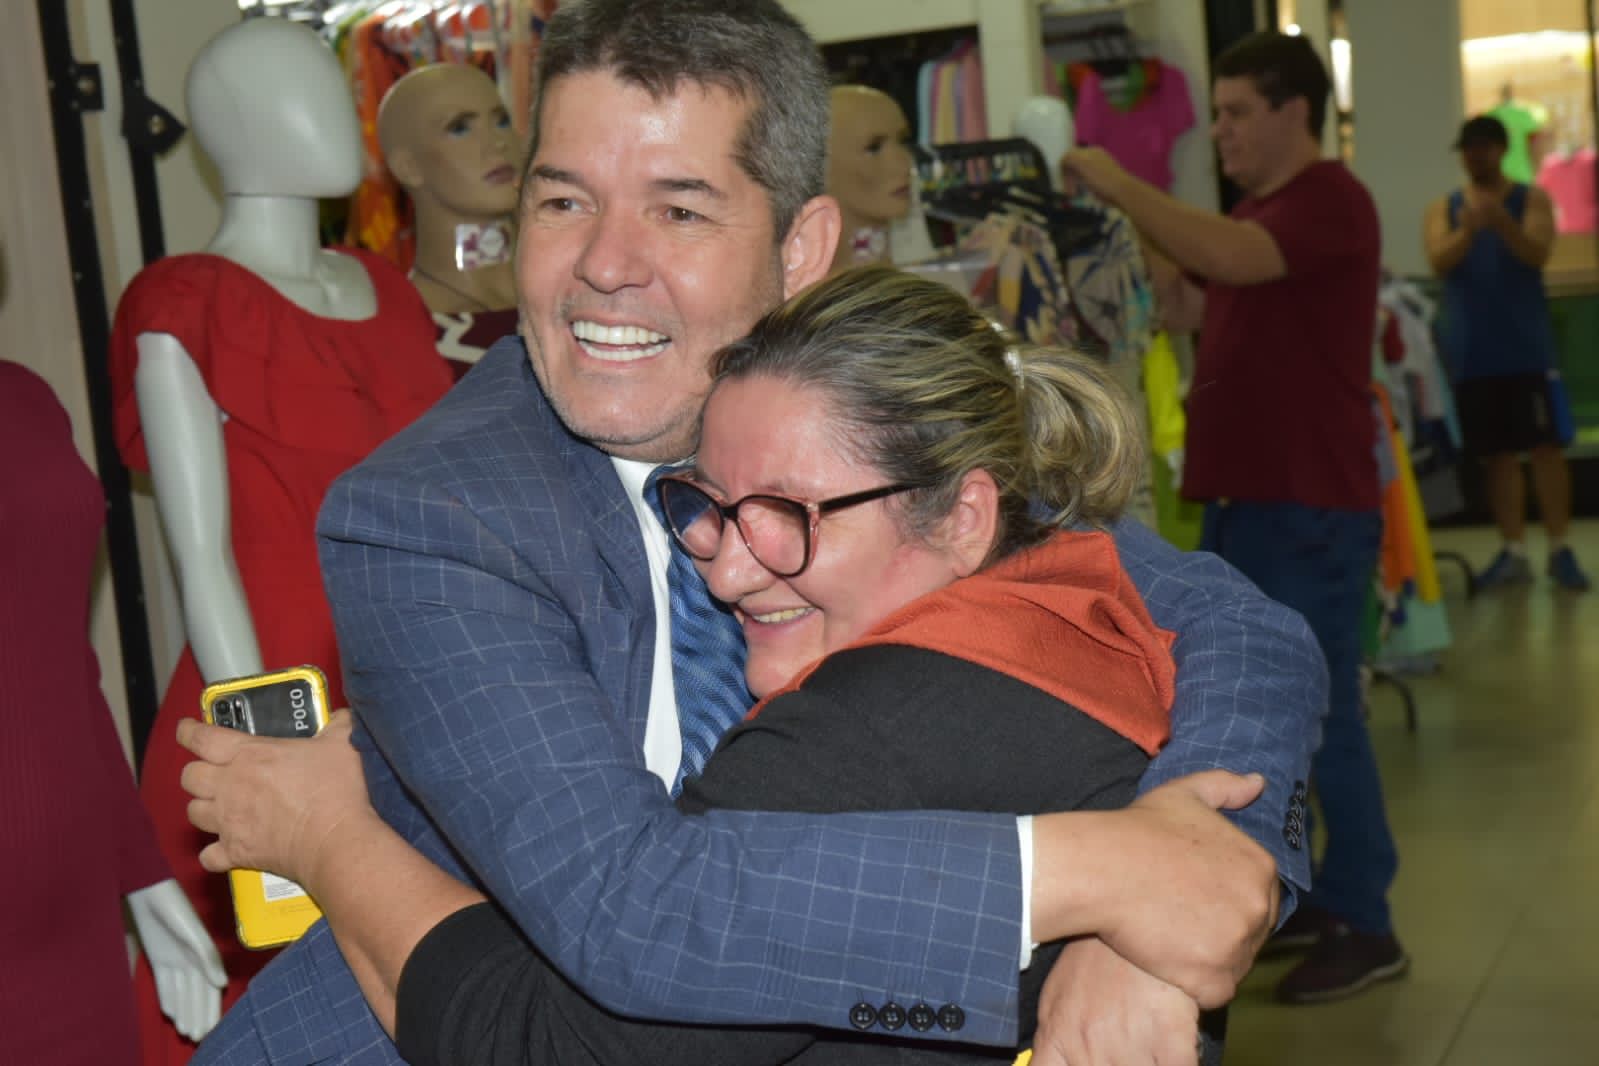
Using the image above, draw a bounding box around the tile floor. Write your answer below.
[1225,520,1599,1065]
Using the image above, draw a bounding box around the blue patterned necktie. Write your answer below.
[644,465,753,794]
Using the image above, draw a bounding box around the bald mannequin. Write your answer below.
[379,64,520,315]
[826,85,914,274]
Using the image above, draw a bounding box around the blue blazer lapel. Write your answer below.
[511,348,659,748]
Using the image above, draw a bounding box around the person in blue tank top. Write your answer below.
[1424,114,1589,592]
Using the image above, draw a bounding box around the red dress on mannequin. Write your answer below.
[108,250,452,1064]
[0,362,172,1066]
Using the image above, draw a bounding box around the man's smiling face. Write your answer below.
[516,70,788,462]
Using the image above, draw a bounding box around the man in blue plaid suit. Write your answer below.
[194,2,1326,1063]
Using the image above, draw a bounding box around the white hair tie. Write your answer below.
[1003,347,1024,384]
[989,319,1025,385]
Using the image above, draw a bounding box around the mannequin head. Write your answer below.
[378,64,520,223]
[1013,96,1074,190]
[186,19,362,198]
[826,86,913,228]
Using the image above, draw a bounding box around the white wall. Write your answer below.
[1344,0,1464,277]
[1152,0,1220,214]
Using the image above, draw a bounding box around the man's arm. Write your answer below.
[319,462,1028,1045]
[1061,147,1286,285]
[1111,517,1325,910]
[1423,196,1476,277]
[1492,185,1556,269]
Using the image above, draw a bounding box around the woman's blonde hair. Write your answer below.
[713,265,1145,561]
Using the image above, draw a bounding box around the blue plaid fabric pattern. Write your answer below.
[644,464,753,793]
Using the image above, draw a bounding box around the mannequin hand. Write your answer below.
[1029,937,1200,1066]
[1059,147,1130,204]
[127,879,227,1042]
[179,710,374,888]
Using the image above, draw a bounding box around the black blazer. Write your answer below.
[397,644,1153,1066]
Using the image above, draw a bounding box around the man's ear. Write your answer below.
[779,194,842,299]
[1280,95,1311,136]
[387,147,423,190]
[942,468,1001,578]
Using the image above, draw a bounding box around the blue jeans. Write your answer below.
[1201,500,1397,934]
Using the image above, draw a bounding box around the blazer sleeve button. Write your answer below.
[878,1002,907,1031]
[850,1002,879,1030]
[937,1003,966,1031]
[907,1003,936,1032]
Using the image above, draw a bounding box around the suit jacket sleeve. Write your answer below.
[393,647,1150,1066]
[1108,516,1327,906]
[316,462,1025,1046]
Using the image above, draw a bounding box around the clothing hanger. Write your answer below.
[916,138,1108,257]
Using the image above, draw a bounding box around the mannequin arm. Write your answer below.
[134,334,263,681]
[127,879,228,1041]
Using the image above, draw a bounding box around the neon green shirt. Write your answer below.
[1490,101,1547,183]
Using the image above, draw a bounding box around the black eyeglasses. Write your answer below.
[655,474,921,578]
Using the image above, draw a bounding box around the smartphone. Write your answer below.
[199,665,331,950]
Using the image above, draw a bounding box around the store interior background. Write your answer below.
[1,1,1596,1062]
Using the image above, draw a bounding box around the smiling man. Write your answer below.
[193,5,1325,1065]
[1064,30,1404,1005]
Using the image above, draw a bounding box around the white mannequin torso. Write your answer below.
[204,196,376,321]
[134,18,370,684]
[119,19,384,1032]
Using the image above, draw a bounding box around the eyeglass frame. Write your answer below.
[654,473,924,578]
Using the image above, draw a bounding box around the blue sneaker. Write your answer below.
[1475,548,1533,589]
[1548,547,1592,592]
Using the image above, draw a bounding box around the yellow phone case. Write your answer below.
[199,665,331,950]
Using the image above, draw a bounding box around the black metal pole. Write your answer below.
[35,0,161,765]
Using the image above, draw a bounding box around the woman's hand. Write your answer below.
[178,709,377,888]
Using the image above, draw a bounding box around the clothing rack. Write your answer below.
[1043,21,1151,73]
[915,137,1054,202]
[915,138,1110,258]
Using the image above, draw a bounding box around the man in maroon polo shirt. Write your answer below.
[1062,31,1404,1005]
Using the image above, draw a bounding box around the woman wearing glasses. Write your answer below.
[181,267,1197,1065]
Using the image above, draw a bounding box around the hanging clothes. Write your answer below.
[1489,99,1548,184]
[1074,60,1194,192]
[1379,274,1465,524]
[935,193,1155,529]
[329,1,558,268]
[1371,383,1453,665]
[344,8,419,269]
[1058,195,1154,365]
[1537,148,1597,234]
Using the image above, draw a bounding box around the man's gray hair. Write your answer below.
[525,0,830,239]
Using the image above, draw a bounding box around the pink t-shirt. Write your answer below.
[1075,61,1195,192]
[1537,149,1596,234]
